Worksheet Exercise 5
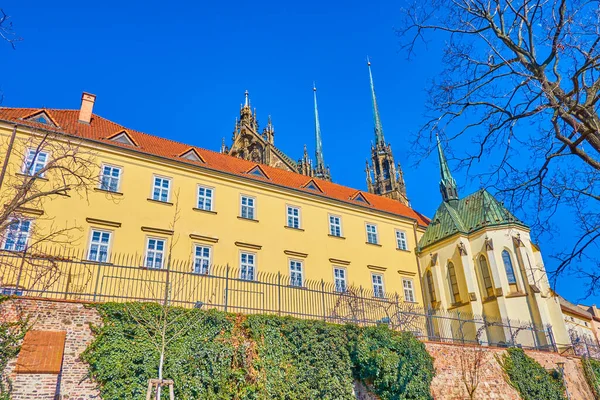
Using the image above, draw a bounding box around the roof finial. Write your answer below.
[313,82,325,172]
[367,57,385,146]
[436,133,459,202]
[244,90,249,108]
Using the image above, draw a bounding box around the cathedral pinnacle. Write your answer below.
[313,83,325,172]
[367,58,385,146]
[436,133,459,202]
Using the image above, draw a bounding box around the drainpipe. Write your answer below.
[0,125,17,191]
[412,221,427,308]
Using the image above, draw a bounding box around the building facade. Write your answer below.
[416,134,569,348]
[0,92,427,307]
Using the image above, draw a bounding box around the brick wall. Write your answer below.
[1,298,101,399]
[426,342,595,399]
[0,298,596,399]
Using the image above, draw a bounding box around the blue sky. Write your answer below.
[1,0,593,304]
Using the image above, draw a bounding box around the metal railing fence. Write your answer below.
[0,247,556,351]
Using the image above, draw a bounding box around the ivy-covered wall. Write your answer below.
[82,303,435,400]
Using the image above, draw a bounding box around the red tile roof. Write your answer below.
[0,107,429,226]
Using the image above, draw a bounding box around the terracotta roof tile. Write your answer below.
[0,107,429,226]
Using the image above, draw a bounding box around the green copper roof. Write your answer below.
[418,189,527,250]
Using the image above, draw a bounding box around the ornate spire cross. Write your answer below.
[436,133,459,202]
[367,58,385,146]
[313,83,325,170]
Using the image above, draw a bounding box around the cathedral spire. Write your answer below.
[367,58,385,146]
[436,133,458,202]
[244,90,249,108]
[313,83,325,171]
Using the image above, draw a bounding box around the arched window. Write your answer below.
[502,250,517,284]
[479,255,494,298]
[447,262,461,304]
[426,270,437,304]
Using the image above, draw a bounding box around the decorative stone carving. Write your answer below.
[457,242,468,256]
[485,236,494,250]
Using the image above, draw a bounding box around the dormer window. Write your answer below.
[23,111,57,127]
[302,179,323,193]
[246,165,269,179]
[179,148,205,163]
[107,130,137,147]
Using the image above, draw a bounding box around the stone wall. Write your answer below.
[426,342,594,399]
[0,298,596,399]
[1,298,101,399]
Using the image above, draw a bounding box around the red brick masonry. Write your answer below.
[0,298,595,399]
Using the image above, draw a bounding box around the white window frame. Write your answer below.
[99,164,122,193]
[151,175,172,203]
[197,185,214,211]
[402,278,416,302]
[193,244,212,274]
[87,229,112,263]
[144,237,166,269]
[240,251,256,281]
[333,266,347,293]
[286,205,301,229]
[22,148,49,177]
[371,273,385,298]
[328,214,342,237]
[240,195,256,220]
[366,223,379,244]
[396,229,408,250]
[1,219,32,251]
[289,259,304,287]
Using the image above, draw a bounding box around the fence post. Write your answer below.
[426,306,435,340]
[359,285,367,325]
[14,246,28,293]
[547,325,557,353]
[277,271,281,316]
[530,323,539,350]
[321,279,326,322]
[92,262,102,302]
[506,318,513,346]
[224,264,229,313]
[393,293,401,331]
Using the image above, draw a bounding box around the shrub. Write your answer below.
[582,357,600,399]
[0,296,29,400]
[82,302,436,400]
[500,347,566,400]
[350,325,435,400]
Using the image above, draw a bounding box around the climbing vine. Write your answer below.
[82,302,436,399]
[499,347,566,400]
[582,357,600,399]
[0,296,29,400]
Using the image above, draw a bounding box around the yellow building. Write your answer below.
[0,90,428,315]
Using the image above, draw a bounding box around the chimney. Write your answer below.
[78,92,96,124]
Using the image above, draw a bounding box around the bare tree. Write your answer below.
[0,9,20,49]
[0,129,100,293]
[397,0,600,294]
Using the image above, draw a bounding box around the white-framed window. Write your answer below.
[240,195,255,220]
[396,229,408,250]
[87,229,111,263]
[240,252,256,280]
[329,214,342,237]
[334,267,347,292]
[366,223,378,244]
[152,176,171,202]
[2,219,32,251]
[100,165,122,192]
[289,259,303,287]
[372,273,384,298]
[22,148,49,176]
[197,186,214,211]
[193,244,211,274]
[402,278,415,302]
[286,205,301,229]
[145,237,166,269]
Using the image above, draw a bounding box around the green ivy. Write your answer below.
[82,302,436,400]
[582,357,600,399]
[500,347,566,400]
[0,296,29,400]
[349,325,435,400]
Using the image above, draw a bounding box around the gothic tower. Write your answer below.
[223,91,298,172]
[297,84,331,181]
[436,133,459,202]
[365,60,409,205]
